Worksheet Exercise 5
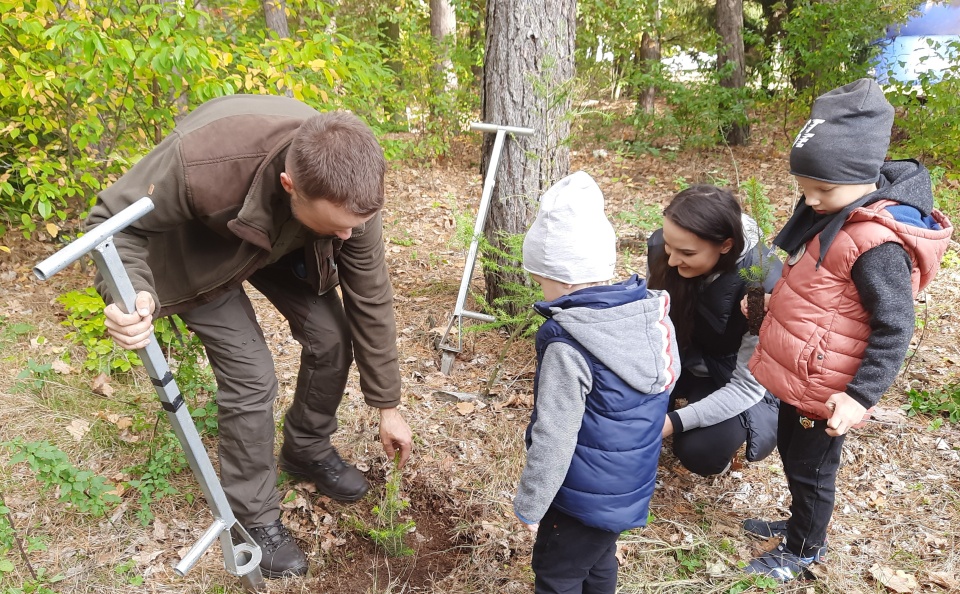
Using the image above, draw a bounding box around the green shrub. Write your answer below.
[887,45,960,172]
[0,0,397,238]
[2,439,122,517]
[930,166,960,226]
[56,288,141,373]
[13,359,53,394]
[903,383,960,424]
[124,431,188,526]
[627,62,754,151]
[778,0,914,106]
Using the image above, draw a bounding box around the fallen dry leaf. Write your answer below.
[926,571,958,590]
[153,520,169,541]
[51,359,72,374]
[455,401,475,416]
[91,373,114,397]
[869,563,918,593]
[615,542,628,565]
[96,410,134,430]
[65,419,90,441]
[134,549,164,566]
[105,483,126,498]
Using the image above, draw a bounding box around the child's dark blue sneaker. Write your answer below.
[744,542,825,582]
[742,518,788,538]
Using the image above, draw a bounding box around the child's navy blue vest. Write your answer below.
[528,320,669,533]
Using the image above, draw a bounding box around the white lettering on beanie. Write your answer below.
[792,118,825,148]
[522,171,616,285]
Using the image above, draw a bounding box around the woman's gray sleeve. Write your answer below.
[672,333,766,431]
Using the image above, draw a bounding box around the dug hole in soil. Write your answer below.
[278,465,474,592]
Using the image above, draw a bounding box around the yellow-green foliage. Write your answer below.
[0,0,394,238]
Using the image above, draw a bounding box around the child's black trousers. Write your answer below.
[531,507,620,594]
[778,403,846,558]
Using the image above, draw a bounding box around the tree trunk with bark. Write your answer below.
[430,0,458,92]
[263,0,290,38]
[481,0,576,314]
[638,30,661,114]
[716,0,750,145]
[262,0,293,97]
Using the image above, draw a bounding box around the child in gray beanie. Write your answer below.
[514,171,679,594]
[743,78,954,582]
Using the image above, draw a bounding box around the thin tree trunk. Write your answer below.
[263,0,290,38]
[481,0,576,314]
[638,30,660,114]
[262,0,293,98]
[717,0,749,145]
[430,0,458,92]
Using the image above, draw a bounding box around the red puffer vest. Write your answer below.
[749,201,953,419]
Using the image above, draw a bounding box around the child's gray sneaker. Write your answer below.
[743,518,788,538]
[744,542,825,582]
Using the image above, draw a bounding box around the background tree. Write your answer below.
[479,0,577,313]
[637,21,661,114]
[1,0,956,243]
[263,0,290,38]
[430,0,458,92]
[716,0,749,144]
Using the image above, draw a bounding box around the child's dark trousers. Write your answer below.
[777,403,846,558]
[531,507,620,594]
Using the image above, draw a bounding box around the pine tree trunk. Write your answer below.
[262,0,293,98]
[717,0,750,145]
[481,0,576,316]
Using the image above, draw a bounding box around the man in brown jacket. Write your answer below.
[87,94,412,578]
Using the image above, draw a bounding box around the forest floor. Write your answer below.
[1,107,959,594]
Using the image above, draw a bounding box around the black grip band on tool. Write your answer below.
[161,394,184,413]
[151,371,174,387]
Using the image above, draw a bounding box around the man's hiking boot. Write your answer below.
[743,518,789,538]
[245,520,308,579]
[744,542,825,582]
[278,446,370,502]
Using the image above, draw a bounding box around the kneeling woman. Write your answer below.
[647,185,782,476]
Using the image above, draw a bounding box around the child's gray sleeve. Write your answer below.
[670,333,766,432]
[513,342,590,525]
[848,242,915,408]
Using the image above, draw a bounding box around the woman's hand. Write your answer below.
[739,293,771,317]
[662,415,674,438]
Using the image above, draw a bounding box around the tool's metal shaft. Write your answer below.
[33,198,264,591]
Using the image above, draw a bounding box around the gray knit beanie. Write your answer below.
[522,171,616,285]
[789,78,894,184]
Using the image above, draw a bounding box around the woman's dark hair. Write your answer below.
[647,185,744,351]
